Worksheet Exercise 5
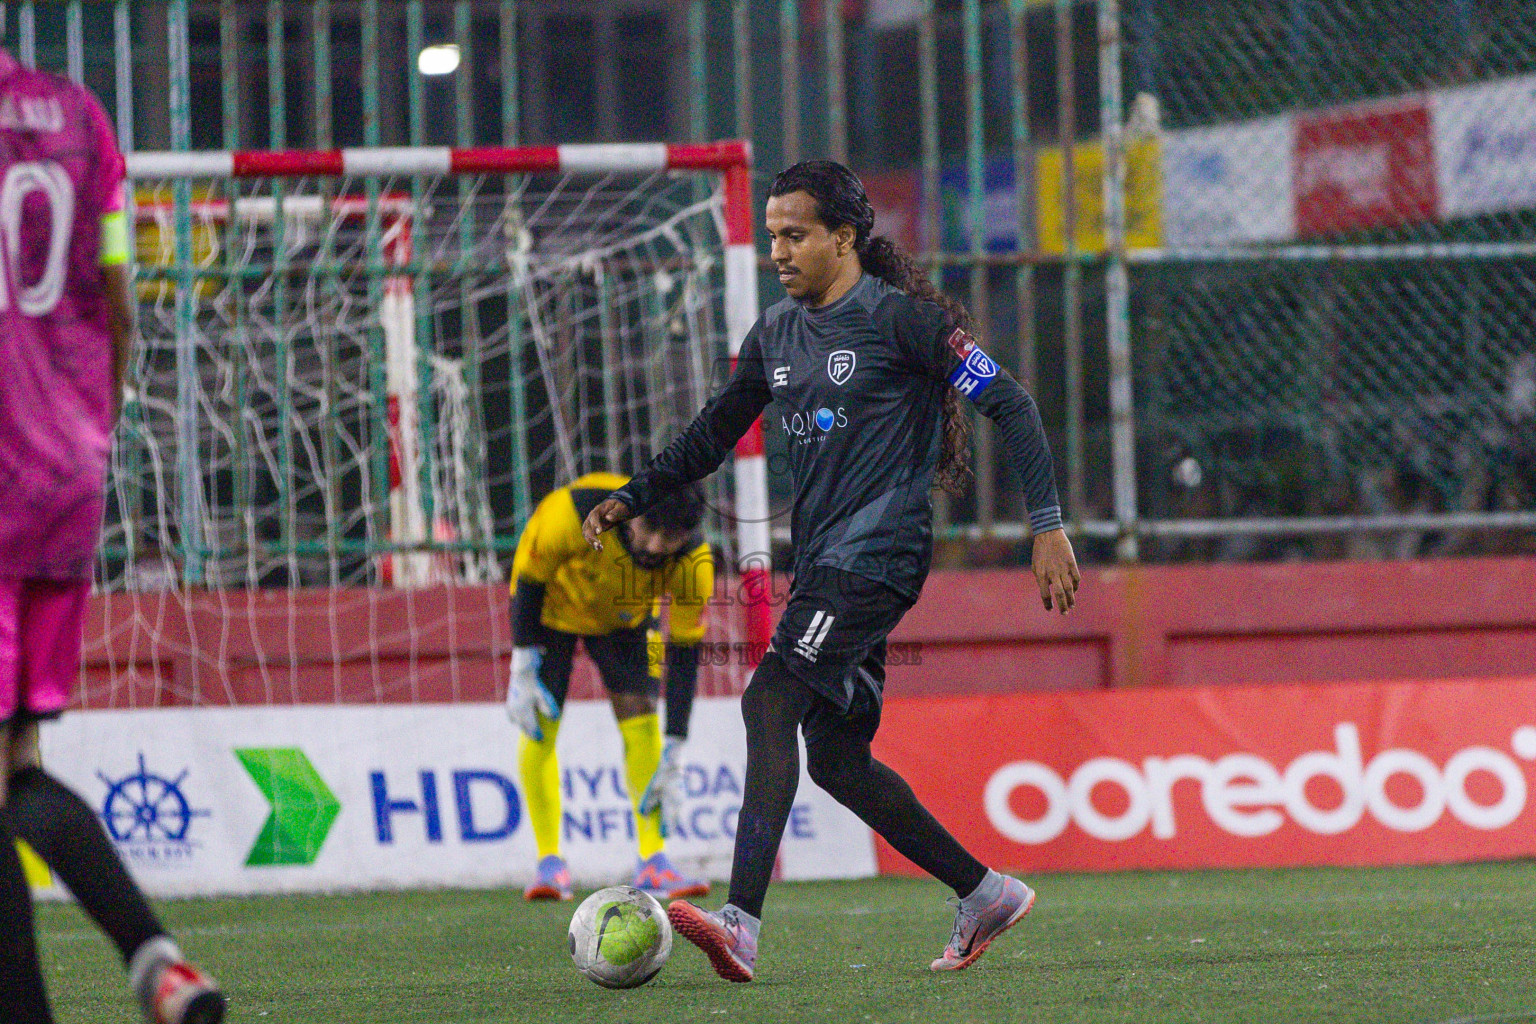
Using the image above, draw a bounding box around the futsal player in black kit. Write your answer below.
[581,160,1080,982]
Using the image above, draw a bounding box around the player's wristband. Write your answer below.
[510,579,551,647]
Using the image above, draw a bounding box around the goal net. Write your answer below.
[91,143,768,709]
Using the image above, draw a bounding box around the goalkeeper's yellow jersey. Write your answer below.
[510,472,713,642]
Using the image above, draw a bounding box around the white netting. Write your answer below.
[89,165,750,708]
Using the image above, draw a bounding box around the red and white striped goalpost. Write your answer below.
[126,141,773,655]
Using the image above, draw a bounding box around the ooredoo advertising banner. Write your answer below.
[872,677,1536,874]
[32,679,1536,893]
[32,699,875,898]
[1295,97,1437,236]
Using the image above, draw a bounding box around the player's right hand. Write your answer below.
[506,646,559,741]
[581,496,633,551]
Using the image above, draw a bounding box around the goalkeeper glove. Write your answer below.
[639,736,687,824]
[506,646,559,741]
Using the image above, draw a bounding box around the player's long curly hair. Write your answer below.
[768,160,973,496]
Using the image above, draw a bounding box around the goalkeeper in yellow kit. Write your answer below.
[507,472,713,901]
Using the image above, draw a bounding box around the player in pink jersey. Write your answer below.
[0,23,225,1024]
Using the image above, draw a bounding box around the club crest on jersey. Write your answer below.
[827,350,856,385]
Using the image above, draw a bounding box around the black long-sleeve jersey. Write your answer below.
[612,273,1063,600]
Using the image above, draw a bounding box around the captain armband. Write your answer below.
[943,328,1000,399]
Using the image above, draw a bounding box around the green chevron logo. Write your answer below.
[235,748,341,867]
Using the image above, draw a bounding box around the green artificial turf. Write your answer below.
[33,863,1536,1024]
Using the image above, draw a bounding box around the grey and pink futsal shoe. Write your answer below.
[129,937,226,1024]
[929,875,1036,971]
[668,901,757,982]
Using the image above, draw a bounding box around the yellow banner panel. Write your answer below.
[1036,138,1162,255]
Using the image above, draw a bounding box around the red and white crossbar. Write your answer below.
[125,140,772,653]
[126,140,755,248]
[126,140,748,181]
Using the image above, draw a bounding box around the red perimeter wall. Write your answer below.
[81,556,1536,706]
[884,555,1536,695]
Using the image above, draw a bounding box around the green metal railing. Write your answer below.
[12,0,1533,578]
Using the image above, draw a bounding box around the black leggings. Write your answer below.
[6,767,165,964]
[0,811,51,1023]
[726,651,986,919]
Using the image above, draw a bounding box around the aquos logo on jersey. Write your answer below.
[944,328,999,397]
[781,405,849,443]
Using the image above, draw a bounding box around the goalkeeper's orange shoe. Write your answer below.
[523,855,574,901]
[129,937,226,1024]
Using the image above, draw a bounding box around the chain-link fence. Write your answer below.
[1122,0,1536,561]
[10,0,1533,572]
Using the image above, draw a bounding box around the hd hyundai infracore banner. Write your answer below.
[31,701,875,898]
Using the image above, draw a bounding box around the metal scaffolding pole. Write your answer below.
[1099,0,1139,561]
[1011,0,1037,400]
[963,0,994,531]
[168,0,204,582]
[733,0,751,144]
[825,0,846,164]
[780,0,800,165]
[1056,0,1085,532]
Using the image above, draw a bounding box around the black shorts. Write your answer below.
[770,564,913,747]
[538,623,660,711]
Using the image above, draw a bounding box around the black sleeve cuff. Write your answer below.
[610,483,650,519]
[1029,505,1064,534]
[511,579,551,648]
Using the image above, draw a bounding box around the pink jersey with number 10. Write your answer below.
[0,47,127,581]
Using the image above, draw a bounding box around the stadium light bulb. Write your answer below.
[418,44,460,76]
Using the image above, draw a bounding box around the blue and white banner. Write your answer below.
[34,699,876,898]
[1433,74,1536,221]
[1160,116,1294,246]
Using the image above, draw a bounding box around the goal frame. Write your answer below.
[124,140,772,651]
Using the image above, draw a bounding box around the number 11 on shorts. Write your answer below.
[794,611,835,663]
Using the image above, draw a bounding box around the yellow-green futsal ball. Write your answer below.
[568,885,673,989]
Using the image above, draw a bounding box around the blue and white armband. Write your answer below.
[943,328,1000,399]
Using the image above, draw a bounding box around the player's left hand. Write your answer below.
[639,736,686,830]
[581,496,633,551]
[1032,528,1080,614]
